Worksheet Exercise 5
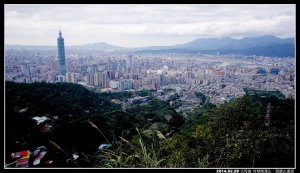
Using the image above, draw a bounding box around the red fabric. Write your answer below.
[36,153,45,159]
[19,150,27,156]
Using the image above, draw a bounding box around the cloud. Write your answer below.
[4,4,295,47]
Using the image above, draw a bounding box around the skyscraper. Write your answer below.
[57,28,66,76]
[126,55,132,68]
[91,64,98,74]
[107,57,111,71]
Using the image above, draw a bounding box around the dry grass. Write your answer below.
[48,124,186,168]
[81,151,93,165]
[119,136,142,153]
[156,130,166,139]
[49,140,81,167]
[49,140,63,151]
[89,121,110,144]
[142,123,160,137]
[164,115,172,122]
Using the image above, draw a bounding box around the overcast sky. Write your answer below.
[5,4,295,48]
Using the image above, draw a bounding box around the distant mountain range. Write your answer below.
[69,42,124,50]
[135,43,295,58]
[5,35,295,57]
[140,35,294,50]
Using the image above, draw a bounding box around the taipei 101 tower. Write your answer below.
[57,27,66,76]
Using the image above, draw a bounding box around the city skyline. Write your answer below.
[5,4,295,48]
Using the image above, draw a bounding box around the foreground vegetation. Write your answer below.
[5,81,294,168]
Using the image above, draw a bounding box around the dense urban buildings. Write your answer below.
[4,47,295,105]
[4,29,295,105]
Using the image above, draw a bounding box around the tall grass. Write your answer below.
[89,122,180,168]
[49,140,81,168]
[103,128,167,168]
[48,122,211,168]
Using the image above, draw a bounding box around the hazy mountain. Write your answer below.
[134,35,295,57]
[4,42,124,50]
[5,35,295,57]
[135,43,295,58]
[5,45,57,50]
[237,35,295,46]
[174,36,238,50]
[140,35,294,50]
[69,42,124,50]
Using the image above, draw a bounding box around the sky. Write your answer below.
[4,4,296,48]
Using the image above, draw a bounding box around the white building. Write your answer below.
[109,81,119,89]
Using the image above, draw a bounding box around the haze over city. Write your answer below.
[5,4,296,48]
[5,4,295,169]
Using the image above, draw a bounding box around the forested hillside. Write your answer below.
[5,81,294,168]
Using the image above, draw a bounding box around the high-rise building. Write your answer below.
[85,75,90,84]
[89,74,94,85]
[225,72,230,83]
[107,57,111,71]
[231,73,236,83]
[71,73,77,83]
[129,74,138,80]
[121,66,126,74]
[51,61,57,71]
[216,76,222,84]
[126,55,132,68]
[115,70,123,78]
[91,64,98,74]
[120,59,126,67]
[94,72,102,86]
[133,80,141,89]
[159,74,165,86]
[29,66,35,76]
[119,80,126,91]
[66,72,71,82]
[127,79,133,90]
[37,57,43,65]
[126,67,131,74]
[102,72,109,87]
[111,61,117,71]
[57,28,66,76]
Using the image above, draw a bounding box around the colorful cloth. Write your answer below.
[33,151,47,165]
[20,151,30,159]
[16,158,29,167]
[14,152,20,158]
[19,150,27,157]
